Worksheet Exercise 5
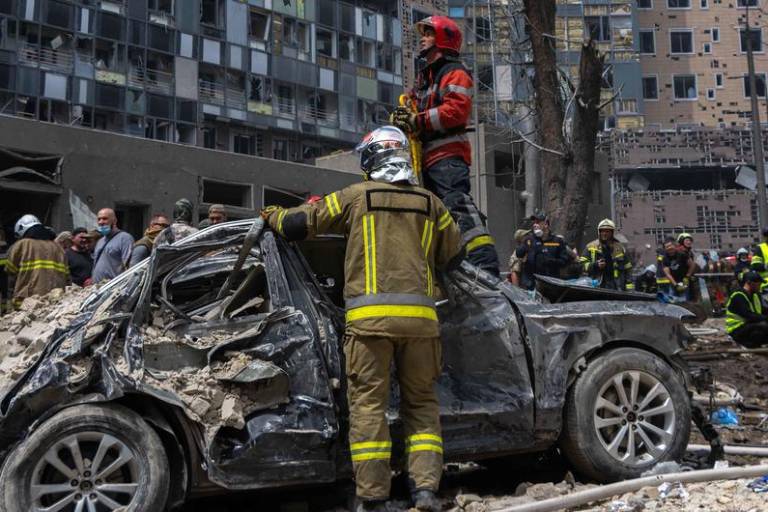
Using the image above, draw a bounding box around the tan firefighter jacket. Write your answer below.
[266,181,463,338]
[6,238,69,307]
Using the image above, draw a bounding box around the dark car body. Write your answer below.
[0,219,694,505]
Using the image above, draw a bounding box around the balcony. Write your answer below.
[299,104,338,128]
[199,79,225,105]
[19,43,74,73]
[225,86,246,110]
[275,97,295,118]
[128,68,173,95]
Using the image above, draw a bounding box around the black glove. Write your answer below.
[390,106,419,133]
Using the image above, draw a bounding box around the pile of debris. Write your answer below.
[0,286,93,392]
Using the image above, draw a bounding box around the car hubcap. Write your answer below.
[593,370,676,466]
[30,432,140,511]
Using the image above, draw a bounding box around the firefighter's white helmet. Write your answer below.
[14,214,41,238]
[597,218,616,232]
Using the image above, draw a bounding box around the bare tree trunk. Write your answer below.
[563,42,604,248]
[523,0,566,216]
[522,1,604,248]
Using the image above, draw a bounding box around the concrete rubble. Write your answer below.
[0,284,289,442]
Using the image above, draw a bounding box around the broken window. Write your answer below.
[475,16,491,42]
[282,18,310,59]
[148,0,174,16]
[201,0,225,28]
[249,8,270,50]
[158,245,269,323]
[276,83,295,117]
[586,16,610,42]
[44,0,72,29]
[97,11,125,40]
[317,28,336,58]
[339,34,354,62]
[202,178,253,208]
[202,126,216,149]
[355,38,374,67]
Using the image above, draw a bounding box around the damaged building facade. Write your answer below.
[0,0,445,163]
[606,0,768,265]
[610,128,762,267]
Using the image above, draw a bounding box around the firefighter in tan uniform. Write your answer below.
[264,126,463,512]
[6,214,69,309]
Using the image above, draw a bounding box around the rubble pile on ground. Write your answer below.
[0,286,93,392]
[448,474,768,512]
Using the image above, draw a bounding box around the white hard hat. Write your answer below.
[645,264,657,274]
[14,214,41,238]
[737,247,749,256]
[597,218,616,231]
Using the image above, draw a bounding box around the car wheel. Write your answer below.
[560,347,691,482]
[0,404,169,512]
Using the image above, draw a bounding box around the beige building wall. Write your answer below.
[638,1,768,128]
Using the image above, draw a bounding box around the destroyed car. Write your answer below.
[0,219,695,511]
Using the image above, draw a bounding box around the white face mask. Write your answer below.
[533,228,544,238]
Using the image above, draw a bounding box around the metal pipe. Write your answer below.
[688,444,768,456]
[497,464,768,512]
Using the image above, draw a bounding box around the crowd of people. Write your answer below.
[0,202,230,314]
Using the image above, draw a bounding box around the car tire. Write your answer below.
[560,347,691,482]
[0,403,169,512]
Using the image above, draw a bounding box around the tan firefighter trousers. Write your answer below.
[344,333,444,500]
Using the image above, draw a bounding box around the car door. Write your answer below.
[201,232,340,488]
[435,270,536,459]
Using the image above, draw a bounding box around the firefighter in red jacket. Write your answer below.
[391,15,500,277]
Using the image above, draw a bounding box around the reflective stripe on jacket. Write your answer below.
[412,58,473,169]
[267,181,463,338]
[725,290,763,333]
[6,238,68,304]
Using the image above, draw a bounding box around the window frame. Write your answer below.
[667,0,691,8]
[737,0,759,8]
[711,26,720,42]
[669,28,694,55]
[743,72,768,99]
[672,74,698,101]
[715,73,724,88]
[639,29,656,55]
[636,0,653,9]
[740,27,763,54]
[642,75,659,101]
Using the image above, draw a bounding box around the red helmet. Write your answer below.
[417,16,463,54]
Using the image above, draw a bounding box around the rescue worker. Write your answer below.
[515,212,570,290]
[734,248,751,284]
[750,227,768,286]
[262,126,463,512]
[5,214,68,309]
[634,265,658,294]
[658,237,693,300]
[155,199,198,246]
[580,219,632,291]
[507,228,530,287]
[391,15,500,277]
[725,271,768,348]
[677,232,699,299]
[129,213,170,267]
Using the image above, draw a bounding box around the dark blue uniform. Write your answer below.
[515,233,570,290]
